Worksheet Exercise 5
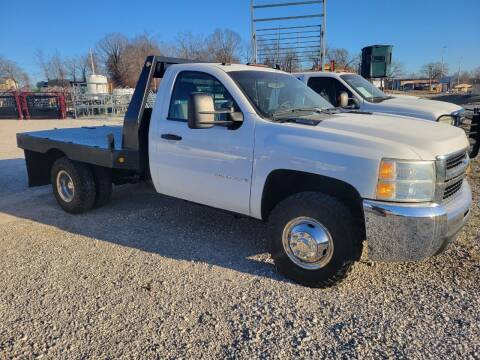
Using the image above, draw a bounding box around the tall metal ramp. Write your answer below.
[250,0,326,71]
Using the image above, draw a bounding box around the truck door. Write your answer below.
[150,70,254,215]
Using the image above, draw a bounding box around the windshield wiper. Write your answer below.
[367,96,390,103]
[272,107,335,119]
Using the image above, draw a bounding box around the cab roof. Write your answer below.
[294,71,356,77]
[170,62,287,74]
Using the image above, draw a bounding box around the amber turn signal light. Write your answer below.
[378,160,395,180]
[376,182,395,199]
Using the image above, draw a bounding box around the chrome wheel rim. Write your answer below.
[56,170,75,203]
[282,217,334,270]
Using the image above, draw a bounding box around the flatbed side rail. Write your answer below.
[17,132,139,187]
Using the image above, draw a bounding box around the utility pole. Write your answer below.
[320,0,326,71]
[440,46,447,78]
[440,45,446,92]
[250,0,257,63]
[457,57,462,86]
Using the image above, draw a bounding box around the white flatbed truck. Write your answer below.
[17,57,472,287]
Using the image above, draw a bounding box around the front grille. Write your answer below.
[443,178,463,199]
[446,152,466,170]
[441,150,468,201]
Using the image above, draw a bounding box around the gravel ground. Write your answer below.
[0,119,479,359]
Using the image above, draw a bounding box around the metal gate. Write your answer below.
[24,93,65,119]
[0,92,66,119]
[0,93,22,119]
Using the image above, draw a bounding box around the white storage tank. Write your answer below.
[86,74,108,95]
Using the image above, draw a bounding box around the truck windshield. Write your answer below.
[340,74,389,102]
[229,70,334,119]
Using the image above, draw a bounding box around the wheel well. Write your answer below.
[261,170,365,227]
[24,148,66,187]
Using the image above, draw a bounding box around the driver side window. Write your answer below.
[307,77,353,107]
[168,71,239,121]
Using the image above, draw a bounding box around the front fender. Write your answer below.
[250,122,386,219]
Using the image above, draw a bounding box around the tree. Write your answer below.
[119,34,162,87]
[459,71,472,84]
[472,66,480,81]
[63,55,92,83]
[324,47,360,72]
[206,29,243,63]
[34,50,72,88]
[421,62,448,81]
[471,66,480,87]
[386,61,405,79]
[255,41,302,72]
[79,54,93,82]
[63,57,79,83]
[49,50,68,87]
[279,51,301,73]
[96,33,128,87]
[35,49,52,81]
[407,72,421,79]
[174,31,208,60]
[241,40,253,63]
[0,55,30,88]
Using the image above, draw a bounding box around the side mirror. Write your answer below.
[352,97,361,109]
[188,93,244,129]
[188,93,216,129]
[338,91,349,108]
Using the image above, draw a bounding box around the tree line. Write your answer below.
[34,29,245,89]
[1,28,480,90]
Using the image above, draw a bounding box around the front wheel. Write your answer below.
[268,192,362,288]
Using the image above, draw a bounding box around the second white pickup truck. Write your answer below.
[296,71,465,126]
[17,57,472,287]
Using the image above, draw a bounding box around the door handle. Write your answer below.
[161,133,182,141]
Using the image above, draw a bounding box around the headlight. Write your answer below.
[376,159,436,202]
[438,115,455,125]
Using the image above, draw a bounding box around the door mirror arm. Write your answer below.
[351,97,361,109]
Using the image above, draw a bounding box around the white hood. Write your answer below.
[370,96,463,121]
[318,112,469,160]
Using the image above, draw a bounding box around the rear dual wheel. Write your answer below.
[51,157,112,214]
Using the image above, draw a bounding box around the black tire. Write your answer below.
[50,157,96,214]
[268,192,362,288]
[92,166,112,208]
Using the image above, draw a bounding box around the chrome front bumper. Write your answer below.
[363,180,472,261]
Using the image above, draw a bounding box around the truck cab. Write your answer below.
[17,57,473,288]
[296,71,466,126]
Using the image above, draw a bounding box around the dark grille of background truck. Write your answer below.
[463,107,480,158]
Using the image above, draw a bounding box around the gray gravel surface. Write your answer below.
[0,119,479,359]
